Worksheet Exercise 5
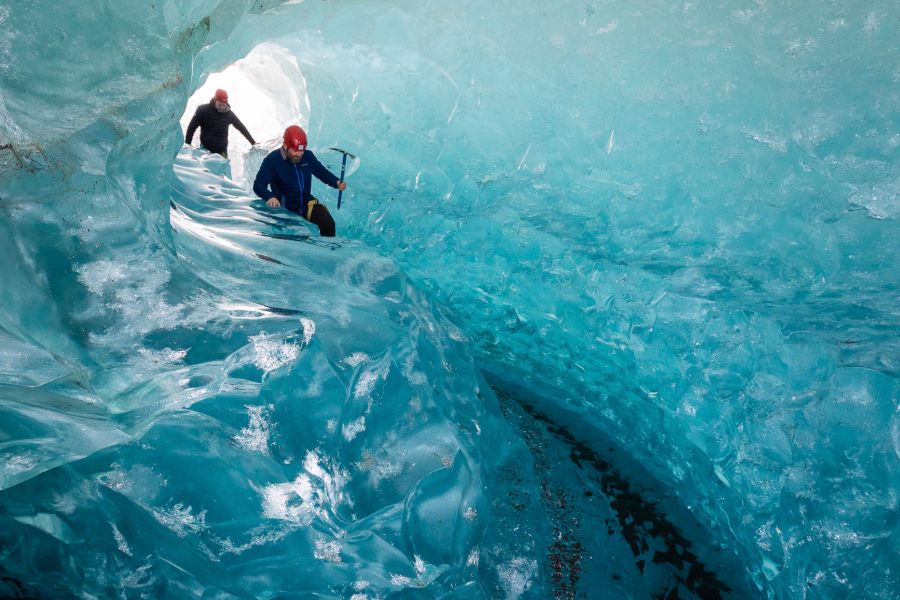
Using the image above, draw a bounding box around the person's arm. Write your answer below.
[185,107,203,145]
[310,153,344,189]
[253,156,283,207]
[230,112,256,145]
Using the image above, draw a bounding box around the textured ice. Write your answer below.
[1,1,898,599]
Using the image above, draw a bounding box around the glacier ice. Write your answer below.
[0,1,898,599]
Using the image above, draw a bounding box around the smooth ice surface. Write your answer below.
[1,1,898,599]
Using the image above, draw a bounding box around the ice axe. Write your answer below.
[329,147,356,210]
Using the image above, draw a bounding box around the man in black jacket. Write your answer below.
[184,89,256,158]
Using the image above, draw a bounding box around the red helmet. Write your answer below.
[283,125,307,151]
[214,89,228,102]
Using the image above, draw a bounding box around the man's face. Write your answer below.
[286,147,304,163]
[214,100,229,113]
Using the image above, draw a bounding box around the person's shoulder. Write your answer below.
[262,148,282,161]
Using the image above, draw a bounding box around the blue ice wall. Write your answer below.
[0,1,898,599]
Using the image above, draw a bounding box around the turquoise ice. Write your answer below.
[0,1,897,599]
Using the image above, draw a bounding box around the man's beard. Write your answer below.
[289,154,302,163]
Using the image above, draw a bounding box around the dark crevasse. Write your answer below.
[485,371,759,600]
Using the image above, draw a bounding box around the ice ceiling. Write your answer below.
[0,1,898,599]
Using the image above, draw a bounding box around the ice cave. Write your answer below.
[0,1,897,599]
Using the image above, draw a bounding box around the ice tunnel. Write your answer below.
[0,1,897,599]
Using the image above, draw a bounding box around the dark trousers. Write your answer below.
[202,144,227,158]
[307,201,335,237]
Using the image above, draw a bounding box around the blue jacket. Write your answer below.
[253,148,340,215]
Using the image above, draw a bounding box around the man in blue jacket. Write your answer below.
[185,89,256,158]
[253,125,347,237]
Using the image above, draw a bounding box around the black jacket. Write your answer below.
[185,101,255,154]
[253,149,340,215]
